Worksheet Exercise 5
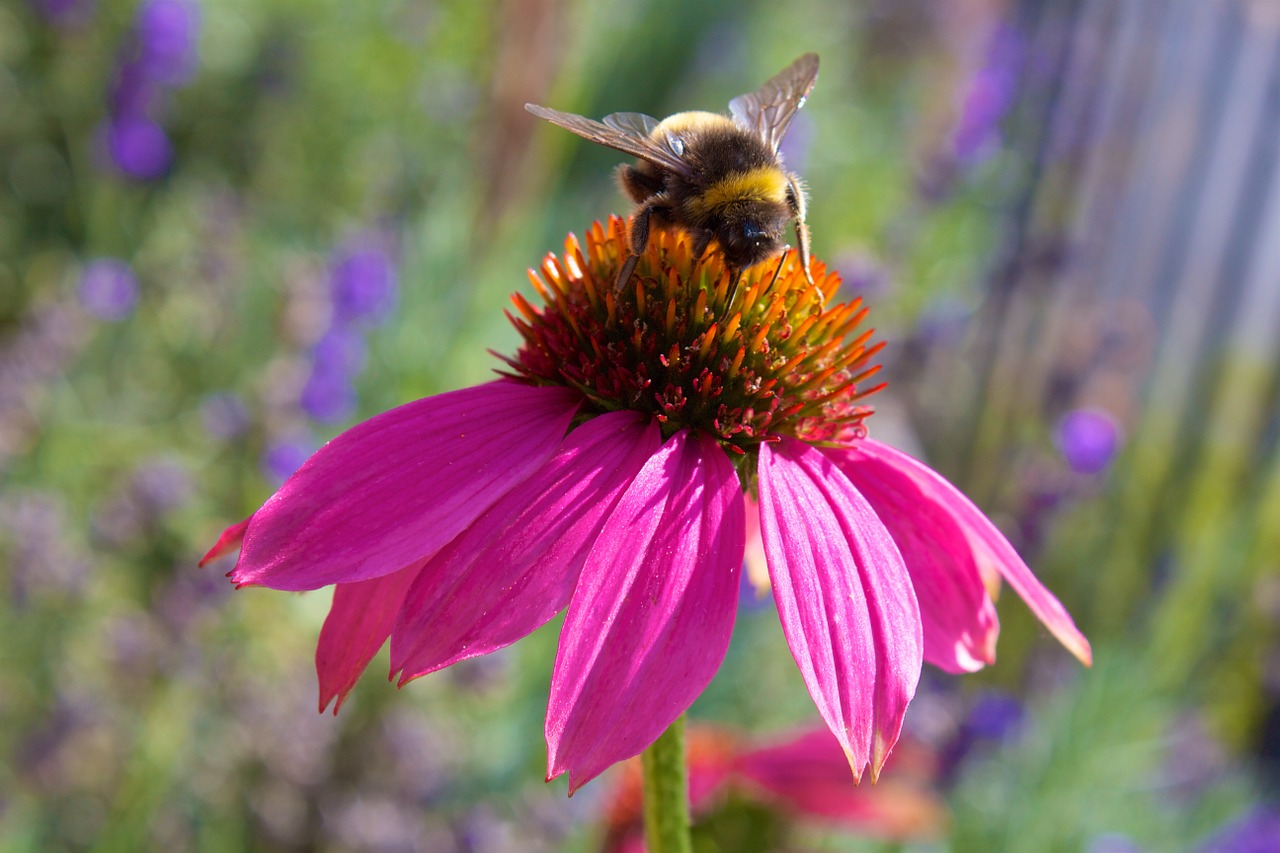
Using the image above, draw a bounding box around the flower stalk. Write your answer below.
[641,715,692,853]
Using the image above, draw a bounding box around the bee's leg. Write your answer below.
[725,268,742,308]
[689,229,714,264]
[616,163,664,204]
[785,173,819,298]
[617,199,670,290]
[765,249,788,292]
[617,254,641,292]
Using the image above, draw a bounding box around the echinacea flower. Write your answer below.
[204,216,1090,792]
[600,724,946,853]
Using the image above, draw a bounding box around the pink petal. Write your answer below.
[757,438,922,782]
[315,561,422,714]
[851,439,1092,666]
[734,727,946,838]
[390,411,661,681]
[546,430,745,793]
[230,381,581,591]
[826,446,999,673]
[199,515,251,567]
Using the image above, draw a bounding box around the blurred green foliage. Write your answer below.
[1,0,1274,851]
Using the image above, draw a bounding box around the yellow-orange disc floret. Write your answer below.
[502,216,886,458]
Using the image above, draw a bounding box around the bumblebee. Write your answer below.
[527,53,819,295]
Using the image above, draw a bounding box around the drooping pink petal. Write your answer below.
[230,381,581,591]
[199,515,251,567]
[757,438,923,782]
[546,430,745,793]
[826,446,999,673]
[316,561,422,714]
[733,727,946,839]
[390,411,661,682]
[849,438,1092,666]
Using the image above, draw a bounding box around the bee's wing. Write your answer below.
[602,111,660,136]
[526,104,692,177]
[604,112,689,161]
[728,53,819,154]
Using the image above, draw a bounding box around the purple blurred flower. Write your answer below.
[1088,834,1146,853]
[330,246,397,325]
[262,438,314,485]
[311,326,367,376]
[911,298,970,349]
[78,258,138,321]
[29,0,96,28]
[105,116,173,180]
[110,60,159,119]
[831,248,891,300]
[778,111,814,175]
[300,327,367,423]
[953,24,1022,163]
[133,0,200,86]
[97,0,198,183]
[737,568,773,612]
[3,492,91,605]
[1055,408,1122,475]
[300,365,357,424]
[1200,807,1280,853]
[965,690,1024,741]
[201,392,251,440]
[154,570,229,635]
[939,689,1024,782]
[132,458,192,513]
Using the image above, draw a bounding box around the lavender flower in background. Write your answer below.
[77,258,138,321]
[132,0,200,85]
[2,492,91,606]
[1055,408,1122,475]
[90,458,193,548]
[109,57,159,119]
[737,569,772,613]
[300,327,365,422]
[1199,807,1280,853]
[964,690,1024,741]
[311,325,367,376]
[1087,834,1147,853]
[13,695,101,792]
[261,437,314,485]
[952,23,1022,164]
[330,244,398,325]
[105,117,174,180]
[831,247,892,301]
[28,0,96,29]
[132,458,193,515]
[778,111,815,176]
[939,689,1024,783]
[200,392,251,440]
[295,238,398,425]
[205,235,398,484]
[299,365,357,424]
[100,0,200,181]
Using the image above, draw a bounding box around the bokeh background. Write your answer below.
[3,0,1279,850]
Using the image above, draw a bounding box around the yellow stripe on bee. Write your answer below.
[654,111,734,137]
[688,167,789,216]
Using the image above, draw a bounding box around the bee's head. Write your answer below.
[717,202,791,270]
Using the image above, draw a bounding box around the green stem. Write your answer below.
[641,715,692,853]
